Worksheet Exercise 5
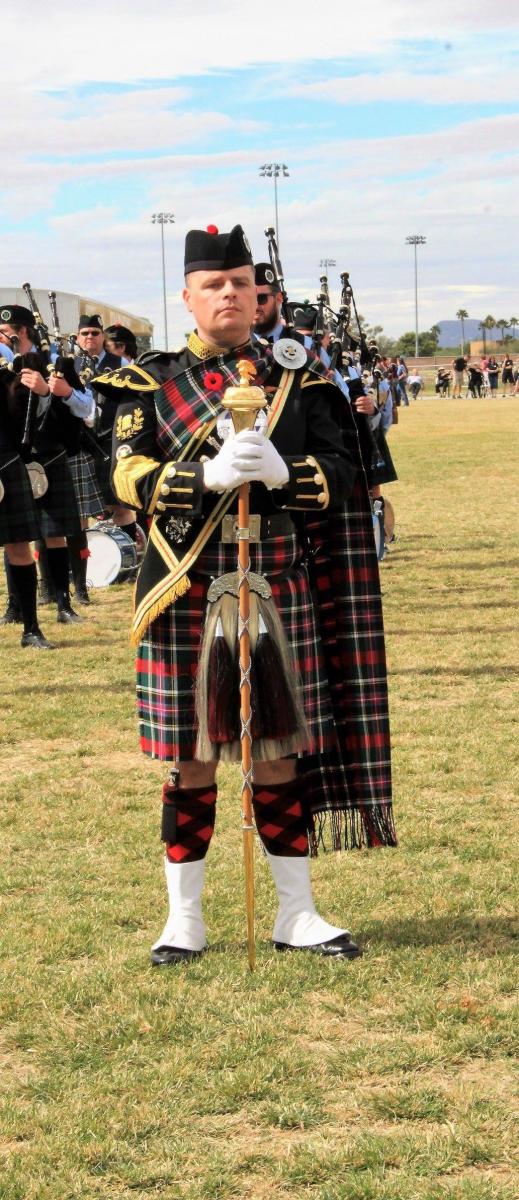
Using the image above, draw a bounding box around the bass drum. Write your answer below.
[86,521,137,587]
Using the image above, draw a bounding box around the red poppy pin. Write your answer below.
[203,371,224,392]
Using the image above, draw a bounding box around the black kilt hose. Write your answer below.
[0,451,41,546]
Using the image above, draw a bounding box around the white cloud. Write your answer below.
[0,83,262,159]
[290,71,519,106]
[2,4,517,340]
[5,1,518,87]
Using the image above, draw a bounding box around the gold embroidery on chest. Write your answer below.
[116,407,144,439]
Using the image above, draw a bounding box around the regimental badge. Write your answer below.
[265,268,275,284]
[116,407,144,440]
[272,338,307,370]
[164,515,192,544]
[1,309,12,322]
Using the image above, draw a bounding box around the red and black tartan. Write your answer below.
[301,475,395,851]
[136,532,335,763]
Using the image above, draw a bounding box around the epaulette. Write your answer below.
[137,348,185,367]
[94,363,160,393]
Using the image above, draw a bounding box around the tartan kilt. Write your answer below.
[93,445,119,507]
[136,532,335,762]
[0,451,41,546]
[68,450,105,519]
[36,449,82,539]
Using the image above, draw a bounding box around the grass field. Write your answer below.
[1,397,518,1200]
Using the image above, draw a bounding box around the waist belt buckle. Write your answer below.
[221,513,261,543]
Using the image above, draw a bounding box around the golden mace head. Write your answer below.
[222,358,267,433]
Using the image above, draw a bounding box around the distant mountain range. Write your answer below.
[436,319,516,344]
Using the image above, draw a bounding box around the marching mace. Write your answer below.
[222,360,268,971]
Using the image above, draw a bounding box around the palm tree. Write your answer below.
[509,317,519,340]
[496,319,509,343]
[456,308,469,353]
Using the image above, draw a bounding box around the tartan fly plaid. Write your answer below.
[68,450,105,519]
[301,479,395,852]
[136,532,335,764]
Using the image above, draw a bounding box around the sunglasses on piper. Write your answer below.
[80,329,102,336]
[256,292,274,305]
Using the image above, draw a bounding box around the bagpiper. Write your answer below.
[96,225,395,965]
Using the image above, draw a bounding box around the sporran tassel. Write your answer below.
[206,615,240,743]
[195,576,309,762]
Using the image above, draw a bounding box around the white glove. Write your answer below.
[203,433,254,493]
[226,429,289,490]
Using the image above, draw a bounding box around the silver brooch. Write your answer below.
[272,338,307,370]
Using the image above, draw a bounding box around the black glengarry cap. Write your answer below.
[254,262,277,287]
[0,304,34,326]
[184,224,253,274]
[78,313,103,331]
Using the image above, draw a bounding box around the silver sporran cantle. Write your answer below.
[26,461,48,499]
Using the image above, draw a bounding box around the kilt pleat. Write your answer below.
[68,451,105,519]
[36,450,82,539]
[136,532,335,762]
[0,451,41,546]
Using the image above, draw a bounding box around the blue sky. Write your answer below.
[2,1,518,342]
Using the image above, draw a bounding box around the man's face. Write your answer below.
[0,322,17,345]
[253,286,281,334]
[105,337,124,357]
[77,326,104,355]
[183,266,257,347]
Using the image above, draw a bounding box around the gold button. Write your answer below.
[314,473,323,485]
[156,501,166,512]
[317,492,326,504]
[160,484,170,496]
[167,467,176,479]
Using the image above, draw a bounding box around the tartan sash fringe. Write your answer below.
[130,570,191,648]
[310,803,397,856]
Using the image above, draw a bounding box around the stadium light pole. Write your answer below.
[151,212,175,346]
[405,235,426,356]
[319,258,336,274]
[259,164,289,246]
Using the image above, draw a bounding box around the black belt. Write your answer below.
[218,511,295,543]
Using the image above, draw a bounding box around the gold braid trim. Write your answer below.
[113,455,161,510]
[149,462,175,515]
[187,332,229,360]
[130,573,191,647]
[130,367,295,644]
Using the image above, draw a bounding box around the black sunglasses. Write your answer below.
[256,292,274,305]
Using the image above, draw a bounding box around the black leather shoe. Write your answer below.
[150,944,206,966]
[0,603,23,625]
[273,932,362,959]
[74,586,91,605]
[21,628,57,650]
[57,604,83,624]
[38,587,56,606]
